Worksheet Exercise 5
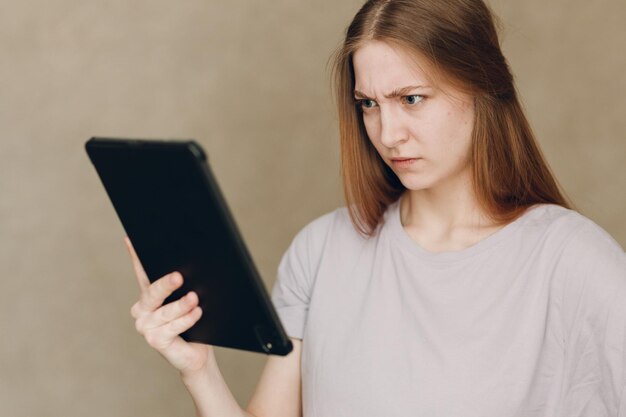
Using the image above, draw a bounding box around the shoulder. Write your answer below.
[560,209,626,289]
[534,205,626,315]
[535,204,625,263]
[289,206,359,250]
[545,208,626,369]
[522,204,624,256]
[280,206,354,265]
[281,205,373,279]
[273,207,356,307]
[516,204,626,295]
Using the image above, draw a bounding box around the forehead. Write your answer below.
[352,40,436,93]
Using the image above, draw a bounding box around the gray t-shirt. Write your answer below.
[271,200,626,417]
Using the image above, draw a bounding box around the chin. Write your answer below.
[395,173,435,192]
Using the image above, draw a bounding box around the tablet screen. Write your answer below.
[86,137,293,355]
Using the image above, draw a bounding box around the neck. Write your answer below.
[400,172,492,231]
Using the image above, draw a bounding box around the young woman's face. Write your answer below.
[352,40,475,193]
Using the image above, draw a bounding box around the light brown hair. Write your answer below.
[331,0,571,236]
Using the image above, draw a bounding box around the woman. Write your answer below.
[127,0,626,416]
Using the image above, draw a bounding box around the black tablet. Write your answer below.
[85,137,293,356]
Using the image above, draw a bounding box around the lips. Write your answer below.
[390,157,418,169]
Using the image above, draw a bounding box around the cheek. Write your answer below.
[456,112,474,156]
[441,106,473,155]
[362,115,386,158]
[362,114,380,143]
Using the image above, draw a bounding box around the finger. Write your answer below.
[124,236,150,291]
[139,271,183,312]
[162,306,203,340]
[144,307,203,350]
[139,291,199,330]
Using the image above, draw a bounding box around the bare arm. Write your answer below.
[181,338,303,417]
[246,338,303,417]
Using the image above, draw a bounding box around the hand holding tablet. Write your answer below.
[125,236,213,374]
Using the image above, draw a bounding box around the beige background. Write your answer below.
[0,0,624,415]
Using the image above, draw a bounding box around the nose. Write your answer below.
[379,106,407,148]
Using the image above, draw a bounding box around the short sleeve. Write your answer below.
[558,219,626,416]
[270,211,336,340]
[595,281,626,417]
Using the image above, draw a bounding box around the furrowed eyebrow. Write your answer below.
[353,90,370,99]
[354,85,429,100]
[385,85,428,98]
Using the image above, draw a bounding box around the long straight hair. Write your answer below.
[331,0,571,236]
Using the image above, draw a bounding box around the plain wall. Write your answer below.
[0,0,624,415]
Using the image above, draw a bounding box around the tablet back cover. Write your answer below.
[86,137,292,356]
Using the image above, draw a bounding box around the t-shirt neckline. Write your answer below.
[386,197,542,263]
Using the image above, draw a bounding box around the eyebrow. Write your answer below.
[354,85,429,100]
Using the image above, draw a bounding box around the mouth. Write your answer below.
[390,157,418,168]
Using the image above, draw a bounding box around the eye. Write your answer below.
[357,98,378,110]
[403,95,424,105]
